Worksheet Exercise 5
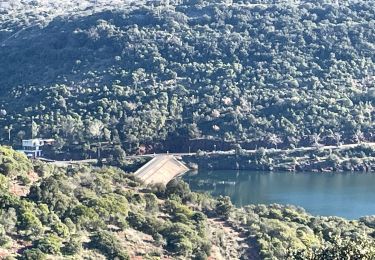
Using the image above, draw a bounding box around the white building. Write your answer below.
[19,138,55,158]
[0,1,11,9]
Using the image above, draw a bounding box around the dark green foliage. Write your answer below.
[127,211,148,231]
[0,147,32,179]
[90,230,130,260]
[20,249,46,260]
[165,179,192,202]
[215,196,233,219]
[161,223,195,255]
[63,235,82,255]
[194,250,208,260]
[17,202,44,237]
[0,146,214,259]
[288,237,375,260]
[185,145,375,172]
[0,1,374,159]
[144,193,159,212]
[36,234,63,255]
[28,175,76,217]
[229,204,375,259]
[69,204,105,231]
[127,211,161,237]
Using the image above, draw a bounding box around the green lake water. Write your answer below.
[183,170,375,219]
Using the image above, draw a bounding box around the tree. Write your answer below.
[63,235,82,255]
[20,249,46,260]
[0,175,9,192]
[268,134,282,149]
[166,180,192,202]
[215,196,233,219]
[88,120,104,158]
[188,123,202,139]
[287,136,300,148]
[31,120,39,139]
[88,120,104,139]
[332,133,342,146]
[90,230,129,260]
[288,236,375,260]
[112,145,126,166]
[310,133,321,147]
[17,130,26,141]
[36,234,62,255]
[353,130,365,144]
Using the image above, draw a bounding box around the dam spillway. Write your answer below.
[134,155,189,185]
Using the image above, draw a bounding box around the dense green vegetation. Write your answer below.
[0,146,32,180]
[230,204,375,259]
[0,147,218,259]
[185,143,375,172]
[1,146,375,259]
[0,0,374,159]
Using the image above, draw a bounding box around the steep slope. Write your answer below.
[0,147,261,259]
[1,148,375,259]
[0,0,374,158]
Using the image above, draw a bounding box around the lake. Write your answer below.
[183,170,375,219]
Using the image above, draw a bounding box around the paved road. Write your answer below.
[40,142,375,166]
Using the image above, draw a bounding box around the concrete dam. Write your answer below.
[134,155,190,185]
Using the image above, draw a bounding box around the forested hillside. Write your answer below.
[0,0,374,157]
[0,147,237,259]
[1,147,375,259]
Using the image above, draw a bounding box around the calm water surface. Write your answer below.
[183,170,375,219]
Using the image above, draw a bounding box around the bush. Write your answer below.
[144,193,158,212]
[36,234,62,255]
[166,180,192,202]
[20,248,46,260]
[148,183,166,198]
[63,236,82,255]
[18,208,43,237]
[0,175,9,192]
[90,230,129,260]
[288,237,375,260]
[194,250,208,260]
[127,211,161,236]
[127,211,146,230]
[0,226,11,247]
[215,196,233,219]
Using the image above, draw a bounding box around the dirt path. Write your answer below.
[208,218,260,260]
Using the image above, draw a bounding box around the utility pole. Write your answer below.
[97,137,101,160]
[6,125,12,142]
[31,116,34,139]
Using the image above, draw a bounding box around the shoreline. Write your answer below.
[181,143,375,173]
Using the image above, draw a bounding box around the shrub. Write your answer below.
[0,175,9,192]
[90,230,129,260]
[36,234,63,255]
[288,237,375,260]
[20,248,46,260]
[166,180,192,202]
[144,193,158,212]
[194,250,208,260]
[63,235,82,255]
[0,225,11,247]
[215,196,233,219]
[127,211,161,236]
[18,208,43,237]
